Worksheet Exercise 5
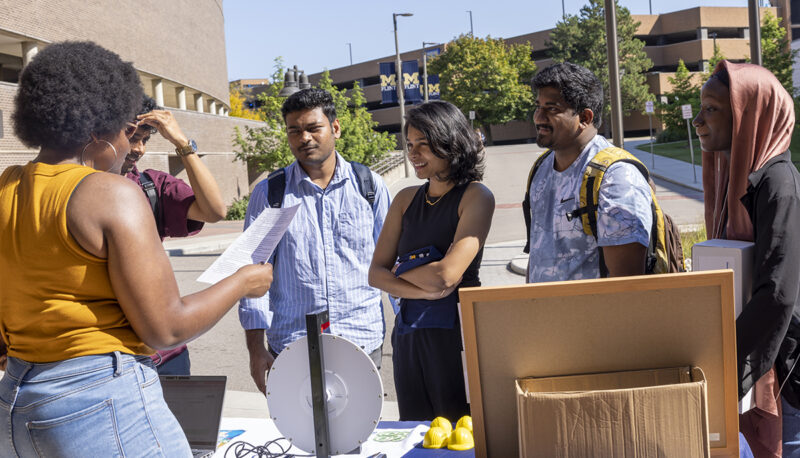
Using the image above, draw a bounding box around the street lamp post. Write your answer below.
[347,43,353,66]
[466,10,474,36]
[278,65,312,98]
[604,0,624,148]
[394,12,413,177]
[422,41,438,102]
[748,0,762,66]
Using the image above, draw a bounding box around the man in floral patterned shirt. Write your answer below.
[526,63,653,283]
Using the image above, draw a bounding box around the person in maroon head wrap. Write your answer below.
[694,60,800,457]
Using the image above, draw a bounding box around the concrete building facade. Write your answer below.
[308,6,783,144]
[0,0,264,204]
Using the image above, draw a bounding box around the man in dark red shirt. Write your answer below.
[124,96,228,374]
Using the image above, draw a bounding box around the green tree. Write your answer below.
[761,11,797,97]
[657,59,700,142]
[702,42,726,83]
[233,58,293,172]
[428,34,536,145]
[547,0,653,134]
[234,59,395,173]
[316,71,396,165]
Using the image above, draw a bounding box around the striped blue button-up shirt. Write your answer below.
[238,153,390,354]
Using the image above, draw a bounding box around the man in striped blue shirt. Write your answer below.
[239,88,391,394]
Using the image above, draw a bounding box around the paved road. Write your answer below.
[174,142,706,401]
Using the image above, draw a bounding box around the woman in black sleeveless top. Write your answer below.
[369,101,494,421]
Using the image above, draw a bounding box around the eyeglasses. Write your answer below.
[124,121,139,138]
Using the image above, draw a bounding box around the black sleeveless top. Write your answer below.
[396,182,483,332]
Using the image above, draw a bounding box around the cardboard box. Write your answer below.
[692,239,754,317]
[516,367,710,458]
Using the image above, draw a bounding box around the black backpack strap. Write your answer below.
[350,161,376,207]
[139,171,160,221]
[266,168,286,209]
[523,150,552,254]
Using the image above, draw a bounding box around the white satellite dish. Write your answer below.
[266,334,383,455]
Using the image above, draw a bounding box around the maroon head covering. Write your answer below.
[702,61,794,241]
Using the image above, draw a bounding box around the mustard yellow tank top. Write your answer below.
[0,162,151,362]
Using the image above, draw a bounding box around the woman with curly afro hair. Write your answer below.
[0,41,273,456]
[369,100,494,420]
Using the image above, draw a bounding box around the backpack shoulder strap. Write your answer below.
[572,146,670,275]
[572,146,650,238]
[349,161,376,207]
[139,170,160,220]
[522,150,553,254]
[266,168,287,209]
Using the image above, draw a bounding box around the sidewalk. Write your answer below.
[625,137,703,193]
[165,139,704,257]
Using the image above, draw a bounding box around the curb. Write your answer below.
[508,254,527,277]
[649,171,704,193]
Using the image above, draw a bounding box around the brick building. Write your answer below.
[0,0,264,204]
[308,5,786,144]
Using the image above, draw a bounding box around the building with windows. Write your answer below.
[309,5,786,144]
[0,0,264,203]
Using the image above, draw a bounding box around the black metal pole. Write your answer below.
[306,309,331,458]
[748,0,762,66]
[605,0,624,148]
[394,13,412,177]
[422,43,429,102]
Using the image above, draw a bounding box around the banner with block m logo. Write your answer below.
[379,61,422,103]
[379,62,397,104]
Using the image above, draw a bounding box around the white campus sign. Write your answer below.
[681,104,693,120]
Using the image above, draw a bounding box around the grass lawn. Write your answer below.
[638,132,800,171]
[635,139,702,166]
[680,225,707,271]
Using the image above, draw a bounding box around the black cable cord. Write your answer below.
[223,437,316,458]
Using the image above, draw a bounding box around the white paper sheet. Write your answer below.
[197,205,299,284]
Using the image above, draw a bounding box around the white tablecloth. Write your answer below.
[213,417,428,458]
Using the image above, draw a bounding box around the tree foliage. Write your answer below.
[702,42,726,83]
[316,72,396,165]
[233,58,293,172]
[547,0,653,126]
[761,11,797,97]
[228,88,261,121]
[657,59,700,142]
[233,58,394,173]
[428,34,536,145]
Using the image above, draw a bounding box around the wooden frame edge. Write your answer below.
[458,269,739,458]
[459,295,487,458]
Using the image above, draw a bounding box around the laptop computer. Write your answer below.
[160,375,227,458]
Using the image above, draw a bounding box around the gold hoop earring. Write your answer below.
[80,140,118,172]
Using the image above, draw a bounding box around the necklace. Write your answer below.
[425,186,452,206]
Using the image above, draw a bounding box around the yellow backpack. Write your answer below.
[522,147,684,275]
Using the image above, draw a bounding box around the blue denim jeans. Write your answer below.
[783,396,800,457]
[0,352,191,457]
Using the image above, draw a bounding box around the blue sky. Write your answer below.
[224,0,756,81]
